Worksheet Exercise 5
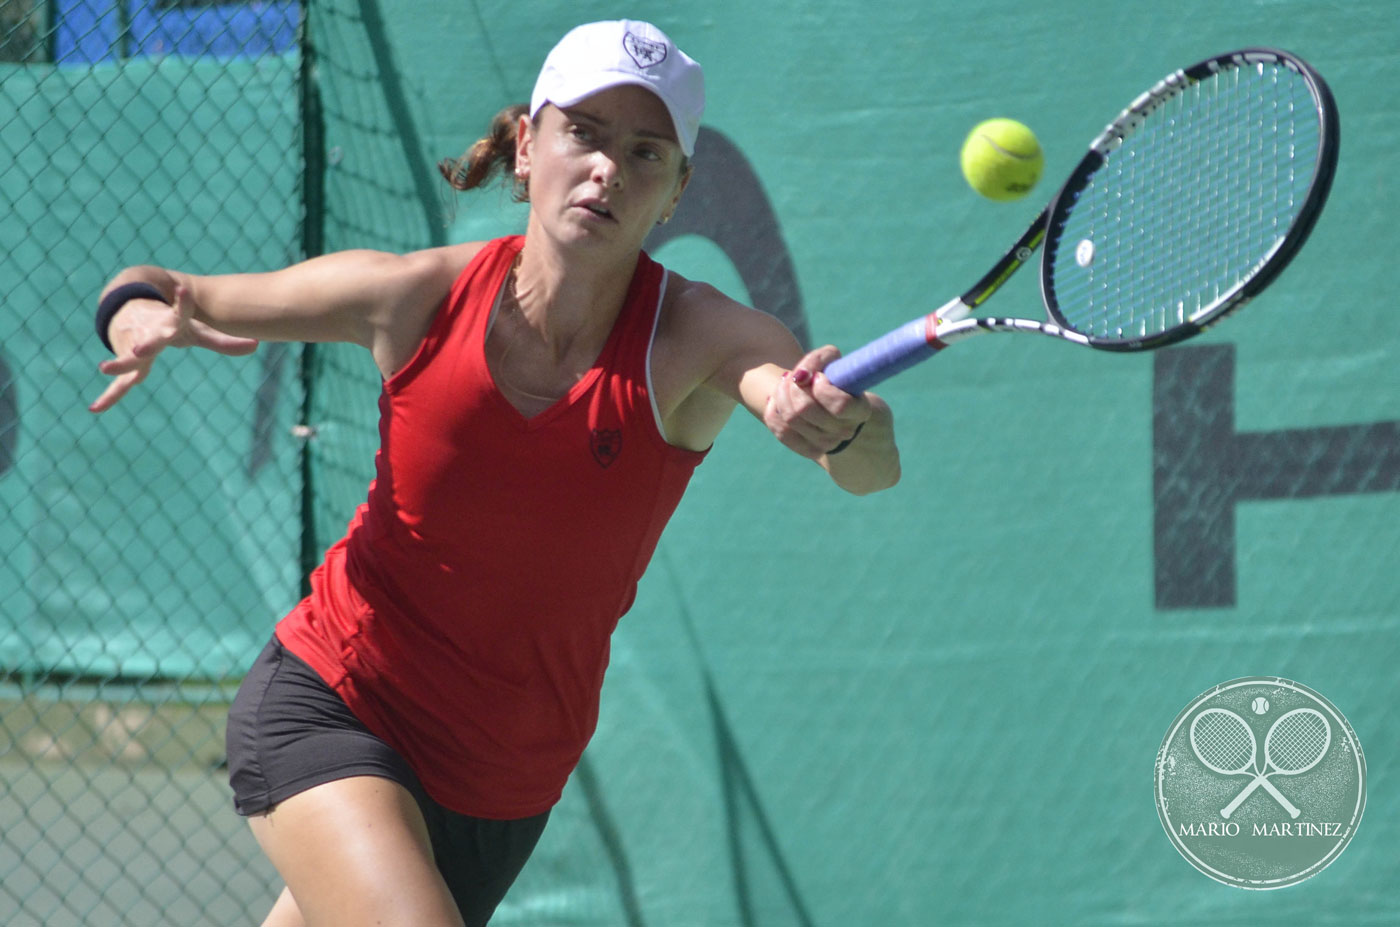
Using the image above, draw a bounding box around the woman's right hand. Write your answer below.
[88,283,260,413]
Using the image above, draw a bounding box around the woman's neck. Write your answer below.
[513,228,638,361]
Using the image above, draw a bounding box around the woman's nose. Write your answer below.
[591,150,623,189]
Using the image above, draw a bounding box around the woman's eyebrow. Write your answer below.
[559,105,676,143]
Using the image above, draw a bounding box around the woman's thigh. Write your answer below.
[247,775,464,927]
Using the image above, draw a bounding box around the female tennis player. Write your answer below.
[89,20,898,927]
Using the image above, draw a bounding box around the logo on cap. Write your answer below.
[624,31,668,69]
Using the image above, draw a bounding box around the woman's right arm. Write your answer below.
[90,242,484,413]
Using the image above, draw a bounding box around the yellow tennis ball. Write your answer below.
[960,118,1044,201]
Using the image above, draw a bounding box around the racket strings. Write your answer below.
[1191,711,1255,771]
[1051,60,1322,341]
[1073,72,1251,334]
[1121,67,1309,329]
[1110,70,1300,330]
[1266,712,1330,772]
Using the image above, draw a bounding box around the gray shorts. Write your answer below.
[226,636,549,926]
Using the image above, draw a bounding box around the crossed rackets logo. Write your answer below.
[1189,707,1331,819]
[1155,677,1365,890]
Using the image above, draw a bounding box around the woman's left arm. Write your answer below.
[675,280,900,495]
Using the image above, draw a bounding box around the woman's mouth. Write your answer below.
[576,200,615,220]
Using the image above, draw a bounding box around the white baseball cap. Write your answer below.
[529,20,705,157]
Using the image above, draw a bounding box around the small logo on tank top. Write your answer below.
[590,428,622,468]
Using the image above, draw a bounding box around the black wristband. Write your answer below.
[827,421,865,455]
[96,282,169,354]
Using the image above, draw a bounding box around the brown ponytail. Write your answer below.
[438,103,530,200]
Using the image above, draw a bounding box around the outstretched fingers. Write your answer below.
[190,319,261,356]
[89,284,259,412]
[88,366,147,413]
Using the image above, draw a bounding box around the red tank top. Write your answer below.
[276,236,707,818]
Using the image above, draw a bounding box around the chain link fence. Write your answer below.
[299,0,441,552]
[1,1,304,922]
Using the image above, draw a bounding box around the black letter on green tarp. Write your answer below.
[1153,344,1400,609]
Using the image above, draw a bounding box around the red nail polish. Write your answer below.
[792,369,811,386]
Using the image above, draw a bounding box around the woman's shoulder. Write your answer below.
[402,239,497,284]
[659,268,799,352]
[364,240,499,376]
[385,239,510,311]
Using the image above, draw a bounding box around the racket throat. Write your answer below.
[924,314,950,350]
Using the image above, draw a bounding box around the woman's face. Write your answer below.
[519,85,689,255]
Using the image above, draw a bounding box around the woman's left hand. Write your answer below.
[763,345,872,459]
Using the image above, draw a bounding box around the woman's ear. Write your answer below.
[514,112,535,180]
[662,165,693,223]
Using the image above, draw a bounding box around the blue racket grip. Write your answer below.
[824,317,941,395]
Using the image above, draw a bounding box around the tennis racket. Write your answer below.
[1220,707,1331,820]
[825,47,1340,395]
[1189,707,1300,818]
